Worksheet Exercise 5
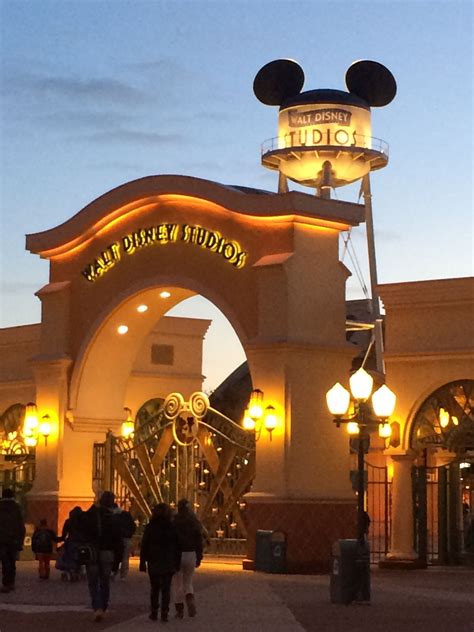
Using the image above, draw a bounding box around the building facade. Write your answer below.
[0,175,472,571]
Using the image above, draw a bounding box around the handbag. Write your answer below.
[76,543,98,564]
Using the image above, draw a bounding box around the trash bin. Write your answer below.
[255,530,287,573]
[330,539,371,604]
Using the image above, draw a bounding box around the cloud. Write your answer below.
[83,128,184,146]
[8,72,151,107]
[34,109,134,131]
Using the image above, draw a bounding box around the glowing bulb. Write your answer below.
[136,304,148,313]
[326,383,350,416]
[439,407,450,428]
[160,291,171,299]
[349,368,374,401]
[378,423,392,439]
[243,410,256,431]
[347,422,360,435]
[117,325,129,335]
[39,416,52,439]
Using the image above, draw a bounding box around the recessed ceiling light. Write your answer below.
[137,304,148,313]
[160,291,171,298]
[117,325,129,335]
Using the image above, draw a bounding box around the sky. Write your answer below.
[0,0,472,391]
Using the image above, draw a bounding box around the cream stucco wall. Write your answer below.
[0,324,40,413]
[380,277,474,451]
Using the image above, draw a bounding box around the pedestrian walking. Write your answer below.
[80,491,123,622]
[172,498,204,618]
[140,503,180,622]
[0,488,26,593]
[31,518,60,580]
[112,502,136,580]
[60,506,85,581]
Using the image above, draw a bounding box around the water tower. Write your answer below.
[254,59,397,372]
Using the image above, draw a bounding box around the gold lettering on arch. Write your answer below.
[81,223,248,283]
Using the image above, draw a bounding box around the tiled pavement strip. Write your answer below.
[0,559,473,632]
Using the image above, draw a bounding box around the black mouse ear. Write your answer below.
[345,60,397,107]
[253,59,305,106]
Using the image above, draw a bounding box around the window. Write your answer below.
[151,344,174,366]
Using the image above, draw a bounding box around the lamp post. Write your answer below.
[326,368,397,543]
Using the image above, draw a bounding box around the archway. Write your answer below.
[410,379,474,564]
[25,175,363,571]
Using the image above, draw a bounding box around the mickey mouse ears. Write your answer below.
[254,58,396,107]
[253,59,305,105]
[345,60,397,107]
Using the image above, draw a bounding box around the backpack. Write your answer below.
[33,528,52,551]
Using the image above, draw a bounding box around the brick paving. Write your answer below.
[0,559,473,632]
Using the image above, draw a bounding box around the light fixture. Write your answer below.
[378,422,392,439]
[242,409,256,431]
[326,383,351,418]
[248,389,264,422]
[39,415,52,446]
[24,402,38,433]
[121,407,134,439]
[347,422,360,435]
[349,368,374,402]
[117,324,129,335]
[243,389,278,441]
[263,405,277,440]
[137,304,148,313]
[326,369,398,547]
[372,384,396,419]
[160,291,171,299]
[24,435,38,448]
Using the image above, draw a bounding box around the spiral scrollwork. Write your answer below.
[189,391,209,420]
[163,392,184,420]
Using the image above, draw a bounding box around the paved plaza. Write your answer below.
[0,558,473,632]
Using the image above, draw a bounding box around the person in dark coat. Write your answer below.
[0,488,25,593]
[172,499,203,618]
[80,491,123,622]
[61,506,85,581]
[140,503,180,622]
[31,518,60,579]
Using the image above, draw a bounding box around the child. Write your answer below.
[32,519,59,580]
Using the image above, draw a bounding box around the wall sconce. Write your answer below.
[22,402,39,448]
[23,402,38,434]
[39,415,52,446]
[243,389,278,441]
[121,407,135,439]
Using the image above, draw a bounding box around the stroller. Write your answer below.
[56,540,83,581]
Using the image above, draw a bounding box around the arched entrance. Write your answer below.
[410,380,474,564]
[25,175,365,571]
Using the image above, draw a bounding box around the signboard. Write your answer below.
[81,223,247,283]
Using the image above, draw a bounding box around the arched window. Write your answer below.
[410,380,474,452]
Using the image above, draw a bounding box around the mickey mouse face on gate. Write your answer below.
[253,58,397,109]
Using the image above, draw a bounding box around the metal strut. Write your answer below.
[361,173,385,376]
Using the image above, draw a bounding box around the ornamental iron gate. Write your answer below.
[366,462,391,564]
[413,457,473,565]
[93,392,255,554]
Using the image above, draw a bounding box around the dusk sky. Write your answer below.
[1,1,472,390]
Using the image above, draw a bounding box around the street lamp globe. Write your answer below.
[349,368,374,401]
[326,383,351,417]
[372,384,396,419]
